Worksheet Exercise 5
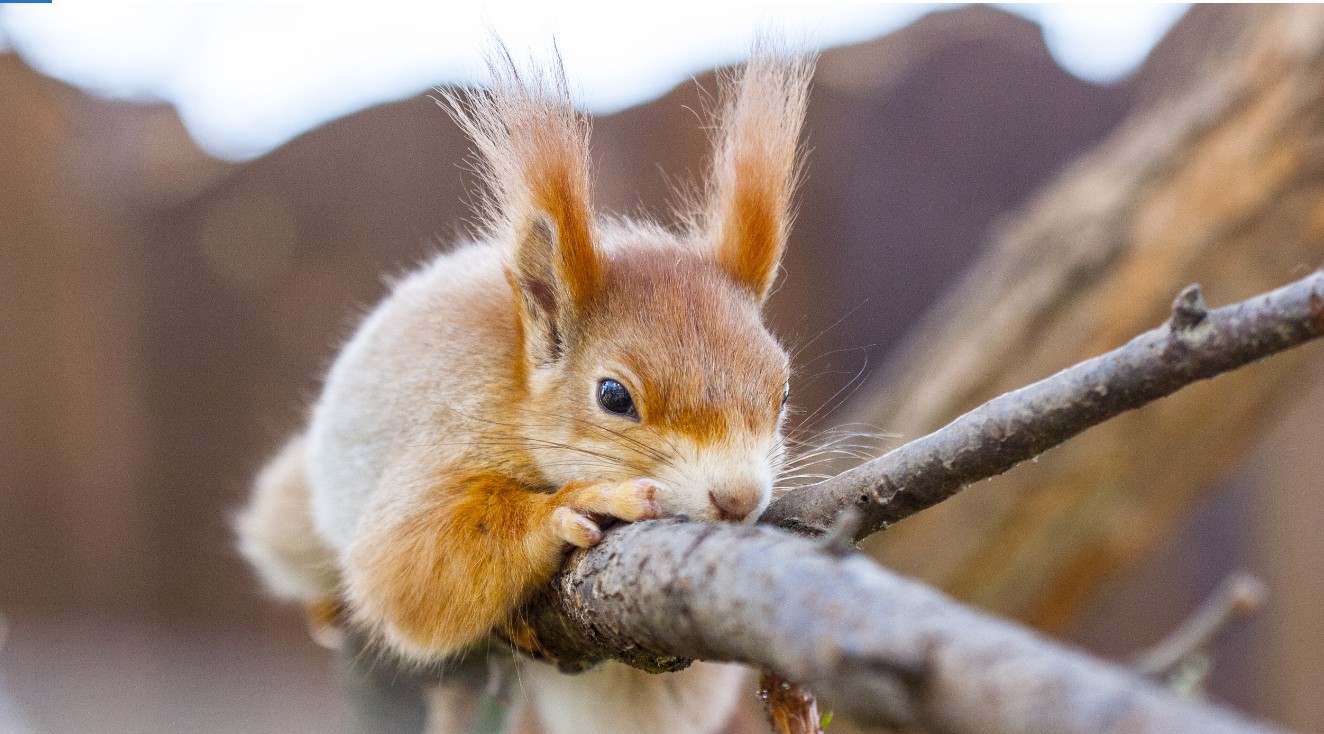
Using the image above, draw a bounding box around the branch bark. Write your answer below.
[526,520,1284,734]
[761,272,1324,538]
[513,273,1321,733]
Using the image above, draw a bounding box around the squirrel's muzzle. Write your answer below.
[708,486,764,523]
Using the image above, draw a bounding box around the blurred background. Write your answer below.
[2,3,1322,733]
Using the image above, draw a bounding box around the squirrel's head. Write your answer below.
[452,47,810,522]
[516,232,791,522]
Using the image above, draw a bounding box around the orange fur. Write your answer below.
[595,248,789,444]
[707,49,812,303]
[345,472,658,658]
[239,43,814,734]
[446,51,602,365]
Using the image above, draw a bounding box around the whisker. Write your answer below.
[776,472,834,481]
[409,435,629,468]
[786,299,869,363]
[789,353,872,432]
[520,406,671,465]
[792,345,878,373]
[774,415,900,491]
[411,402,684,483]
[779,454,868,473]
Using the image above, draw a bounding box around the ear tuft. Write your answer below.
[705,43,813,303]
[442,44,601,363]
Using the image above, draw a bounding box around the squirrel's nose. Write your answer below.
[708,489,762,523]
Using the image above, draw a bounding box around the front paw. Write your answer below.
[608,478,664,522]
[551,478,666,548]
[553,507,603,548]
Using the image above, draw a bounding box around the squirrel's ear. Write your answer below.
[705,49,812,304]
[445,46,601,364]
[508,211,599,363]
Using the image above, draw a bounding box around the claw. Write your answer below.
[553,507,603,548]
[630,478,664,520]
[616,478,663,521]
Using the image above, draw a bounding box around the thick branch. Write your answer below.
[350,276,1322,729]
[760,272,1324,539]
[526,520,1285,734]
[518,274,1322,732]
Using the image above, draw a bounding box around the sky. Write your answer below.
[0,3,1189,161]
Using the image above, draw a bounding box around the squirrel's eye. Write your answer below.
[781,381,790,409]
[598,379,638,419]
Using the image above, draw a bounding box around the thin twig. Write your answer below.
[1132,571,1267,691]
[760,272,1324,538]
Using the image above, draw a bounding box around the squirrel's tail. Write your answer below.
[235,434,341,604]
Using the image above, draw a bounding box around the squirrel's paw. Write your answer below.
[602,478,665,522]
[553,506,603,548]
[553,478,665,548]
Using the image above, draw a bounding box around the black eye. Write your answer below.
[781,381,790,408]
[598,379,638,419]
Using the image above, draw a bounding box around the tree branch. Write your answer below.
[349,276,1320,734]
[834,4,1324,630]
[760,272,1324,539]
[516,274,1322,733]
[525,520,1285,734]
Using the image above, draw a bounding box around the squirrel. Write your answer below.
[236,44,812,734]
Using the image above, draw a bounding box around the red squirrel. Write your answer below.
[237,46,811,733]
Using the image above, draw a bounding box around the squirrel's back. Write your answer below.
[305,241,519,549]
